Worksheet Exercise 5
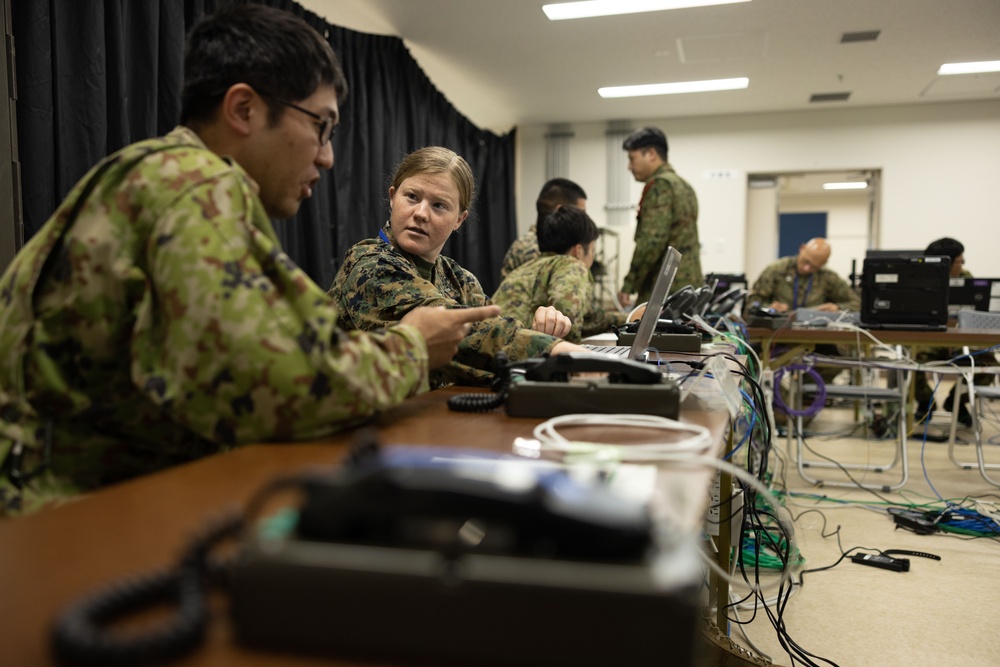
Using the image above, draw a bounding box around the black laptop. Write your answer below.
[860,255,951,331]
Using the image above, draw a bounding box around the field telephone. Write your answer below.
[51,438,702,667]
[448,352,680,419]
[231,441,700,666]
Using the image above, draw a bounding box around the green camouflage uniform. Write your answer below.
[493,253,627,343]
[748,256,860,311]
[330,223,560,388]
[499,225,539,279]
[622,164,702,302]
[750,256,860,387]
[0,127,428,515]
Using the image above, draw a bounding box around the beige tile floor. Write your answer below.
[726,398,1000,667]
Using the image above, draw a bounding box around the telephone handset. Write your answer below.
[446,351,672,416]
[295,443,654,562]
[523,351,662,384]
[621,318,696,336]
[445,352,680,420]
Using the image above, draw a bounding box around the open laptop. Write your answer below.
[582,246,681,361]
[860,255,950,331]
[948,277,1000,316]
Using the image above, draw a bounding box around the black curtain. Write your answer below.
[13,0,515,294]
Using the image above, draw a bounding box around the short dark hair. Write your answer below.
[535,178,587,227]
[925,237,964,261]
[622,127,668,161]
[181,4,348,126]
[537,206,599,255]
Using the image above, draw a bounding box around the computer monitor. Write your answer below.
[860,255,951,330]
[864,249,926,259]
[948,277,1000,316]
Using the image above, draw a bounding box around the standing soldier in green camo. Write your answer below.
[494,206,627,343]
[0,5,497,516]
[329,146,584,389]
[618,127,702,307]
[499,178,588,279]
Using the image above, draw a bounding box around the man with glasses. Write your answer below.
[0,4,497,515]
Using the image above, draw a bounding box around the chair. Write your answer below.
[787,350,911,492]
[944,311,1000,486]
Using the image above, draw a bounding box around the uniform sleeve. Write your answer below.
[748,263,782,308]
[131,175,429,445]
[622,179,673,295]
[544,261,592,343]
[823,272,860,311]
[582,303,628,338]
[337,248,457,326]
[499,233,539,280]
[338,249,557,387]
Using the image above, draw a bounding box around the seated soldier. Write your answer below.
[493,206,627,344]
[499,178,587,279]
[0,6,497,515]
[749,238,860,388]
[328,146,583,389]
[914,237,994,426]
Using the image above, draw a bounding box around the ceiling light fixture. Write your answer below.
[823,182,868,190]
[599,77,749,98]
[937,60,1000,75]
[543,0,750,21]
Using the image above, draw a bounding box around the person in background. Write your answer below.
[749,237,859,390]
[493,206,628,344]
[914,237,989,426]
[748,238,859,313]
[0,5,497,516]
[926,236,970,279]
[618,126,702,307]
[329,146,583,388]
[500,177,587,279]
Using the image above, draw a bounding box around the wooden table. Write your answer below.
[0,386,730,667]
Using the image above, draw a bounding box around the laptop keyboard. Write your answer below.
[581,345,632,356]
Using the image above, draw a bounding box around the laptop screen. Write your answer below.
[626,247,682,360]
[860,255,951,329]
[948,277,1000,315]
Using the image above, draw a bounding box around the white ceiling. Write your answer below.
[303,0,1000,133]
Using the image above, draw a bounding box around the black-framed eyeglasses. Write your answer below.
[267,96,336,146]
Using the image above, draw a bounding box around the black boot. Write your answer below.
[943,391,973,428]
[913,396,934,423]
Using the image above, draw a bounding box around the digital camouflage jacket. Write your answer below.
[329,223,559,388]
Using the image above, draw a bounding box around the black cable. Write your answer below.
[446,351,519,413]
[51,511,242,666]
[446,391,506,412]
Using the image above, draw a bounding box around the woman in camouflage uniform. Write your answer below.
[329,147,583,388]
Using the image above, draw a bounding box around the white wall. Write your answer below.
[772,191,870,281]
[517,100,1000,288]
